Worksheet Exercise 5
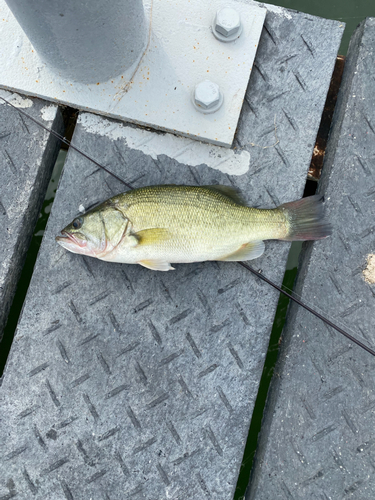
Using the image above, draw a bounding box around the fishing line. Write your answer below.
[239,261,375,358]
[265,273,372,350]
[0,95,133,189]
[2,94,373,357]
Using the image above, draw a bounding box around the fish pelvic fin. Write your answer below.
[138,259,175,271]
[279,195,332,241]
[219,240,265,262]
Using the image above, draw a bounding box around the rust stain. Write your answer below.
[309,55,345,181]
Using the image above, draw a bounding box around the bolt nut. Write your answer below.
[212,7,242,42]
[192,80,223,114]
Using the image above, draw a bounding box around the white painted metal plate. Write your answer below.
[0,0,266,147]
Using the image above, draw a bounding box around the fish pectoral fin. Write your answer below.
[219,240,265,262]
[126,233,140,247]
[138,259,175,271]
[134,228,171,246]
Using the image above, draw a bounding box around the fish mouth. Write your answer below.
[56,230,87,248]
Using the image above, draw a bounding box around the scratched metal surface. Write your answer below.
[247,18,375,500]
[0,8,343,500]
[0,94,63,341]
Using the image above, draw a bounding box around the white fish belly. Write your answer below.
[99,235,247,264]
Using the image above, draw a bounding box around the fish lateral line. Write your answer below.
[0,95,132,189]
[239,262,375,358]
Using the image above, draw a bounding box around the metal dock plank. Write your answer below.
[0,7,343,500]
[0,92,63,340]
[248,18,375,500]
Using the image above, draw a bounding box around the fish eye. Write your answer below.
[72,217,83,230]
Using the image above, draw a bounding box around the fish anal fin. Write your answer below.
[138,259,175,271]
[219,241,265,262]
[202,185,247,205]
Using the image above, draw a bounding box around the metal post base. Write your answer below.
[0,0,266,147]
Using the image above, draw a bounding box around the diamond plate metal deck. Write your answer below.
[247,18,375,500]
[0,91,63,341]
[0,7,343,500]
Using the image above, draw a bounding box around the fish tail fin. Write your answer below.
[279,195,332,241]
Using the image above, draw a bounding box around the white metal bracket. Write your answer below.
[0,0,266,147]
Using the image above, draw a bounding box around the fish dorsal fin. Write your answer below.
[202,185,247,205]
[219,240,265,262]
[138,259,175,271]
[134,228,171,246]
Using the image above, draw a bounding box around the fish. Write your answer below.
[55,184,331,271]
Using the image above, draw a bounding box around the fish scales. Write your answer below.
[120,185,287,242]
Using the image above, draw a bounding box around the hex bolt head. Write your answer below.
[192,80,223,114]
[212,7,242,42]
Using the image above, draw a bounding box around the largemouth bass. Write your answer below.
[56,185,331,271]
